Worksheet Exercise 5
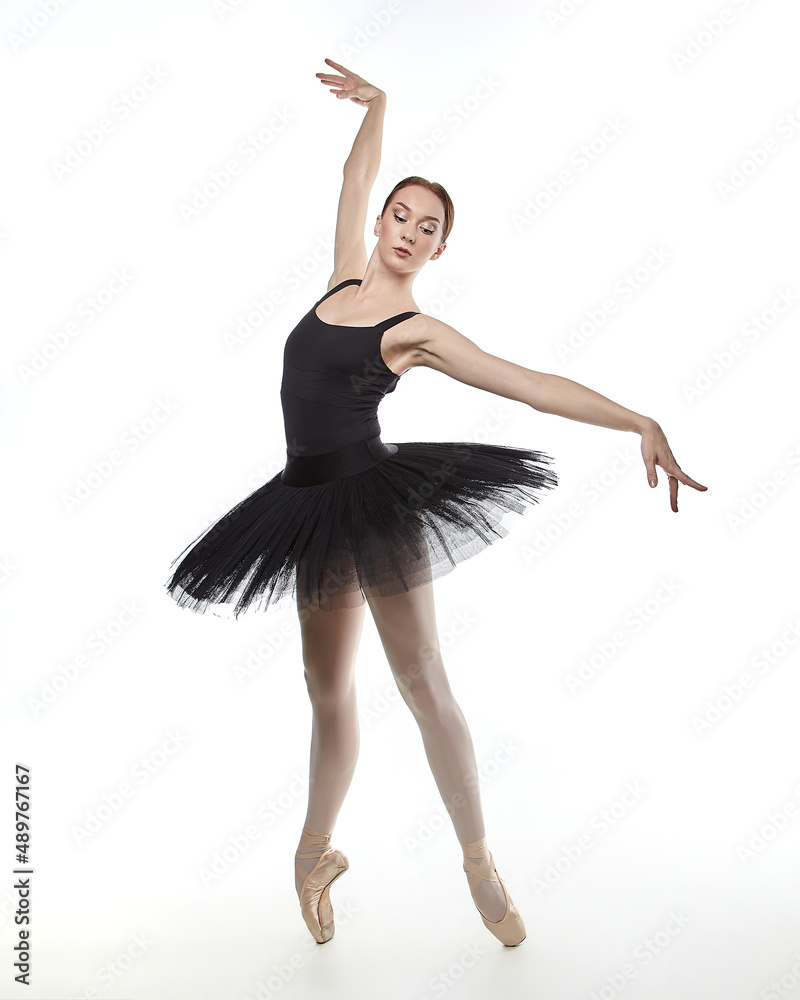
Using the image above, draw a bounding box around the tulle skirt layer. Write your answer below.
[164,440,558,618]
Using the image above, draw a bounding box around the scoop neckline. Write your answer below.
[313,278,419,329]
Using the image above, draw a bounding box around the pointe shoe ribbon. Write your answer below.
[298,848,349,944]
[461,837,526,947]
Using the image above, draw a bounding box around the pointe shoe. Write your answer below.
[297,847,349,944]
[461,837,526,947]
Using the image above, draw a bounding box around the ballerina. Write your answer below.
[165,57,707,946]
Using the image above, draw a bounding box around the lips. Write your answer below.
[393,247,411,257]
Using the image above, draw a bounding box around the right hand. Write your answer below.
[316,58,384,106]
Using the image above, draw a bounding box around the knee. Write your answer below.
[302,663,355,709]
[396,662,456,723]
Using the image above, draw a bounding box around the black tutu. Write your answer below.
[164,438,557,618]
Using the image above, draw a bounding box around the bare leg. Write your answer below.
[294,595,366,896]
[364,581,507,923]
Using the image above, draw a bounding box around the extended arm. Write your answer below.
[410,315,708,512]
[316,58,386,287]
[342,89,385,177]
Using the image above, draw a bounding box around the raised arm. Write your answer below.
[410,315,708,512]
[316,58,386,290]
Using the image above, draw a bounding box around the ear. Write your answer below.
[431,242,446,260]
[374,215,382,237]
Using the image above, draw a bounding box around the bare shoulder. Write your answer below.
[403,313,545,404]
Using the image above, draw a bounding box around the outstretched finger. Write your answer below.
[669,474,679,513]
[317,75,347,91]
[666,465,708,492]
[682,472,707,492]
[324,57,352,76]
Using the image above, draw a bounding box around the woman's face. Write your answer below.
[376,186,446,270]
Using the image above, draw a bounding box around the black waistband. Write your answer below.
[281,435,398,487]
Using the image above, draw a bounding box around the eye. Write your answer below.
[395,213,435,236]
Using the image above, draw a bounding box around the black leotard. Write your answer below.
[280,278,418,456]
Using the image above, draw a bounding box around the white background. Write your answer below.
[2,0,799,998]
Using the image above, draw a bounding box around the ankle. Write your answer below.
[295,828,333,898]
[460,835,489,854]
[461,835,493,868]
[297,827,332,851]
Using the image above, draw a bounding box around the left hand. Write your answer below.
[640,420,708,512]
